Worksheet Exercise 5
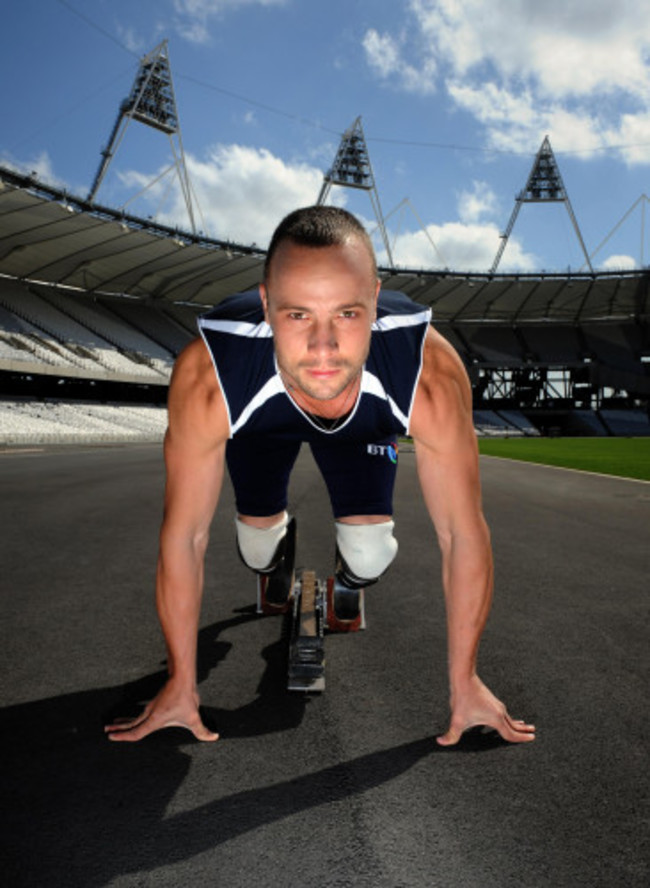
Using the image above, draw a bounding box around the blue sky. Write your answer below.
[4,0,650,273]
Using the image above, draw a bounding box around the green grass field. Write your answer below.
[478,437,650,482]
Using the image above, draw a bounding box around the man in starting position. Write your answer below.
[106,205,535,746]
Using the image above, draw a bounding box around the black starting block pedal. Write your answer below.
[288,570,326,692]
[255,517,297,615]
[326,578,366,633]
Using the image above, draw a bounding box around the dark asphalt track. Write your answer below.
[0,443,648,887]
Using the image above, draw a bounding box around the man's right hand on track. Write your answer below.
[104,680,219,743]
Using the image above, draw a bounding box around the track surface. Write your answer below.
[1,444,648,887]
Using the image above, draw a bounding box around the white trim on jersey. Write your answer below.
[230,374,286,436]
[197,325,233,434]
[361,370,409,430]
[372,309,431,332]
[200,318,273,338]
[199,301,430,437]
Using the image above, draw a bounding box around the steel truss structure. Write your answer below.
[317,117,394,265]
[87,41,201,235]
[474,366,601,410]
[491,136,593,275]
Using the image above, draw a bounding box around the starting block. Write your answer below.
[257,568,366,693]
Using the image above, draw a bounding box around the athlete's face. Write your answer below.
[260,238,380,408]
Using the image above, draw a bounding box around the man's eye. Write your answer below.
[288,312,307,320]
[340,310,357,319]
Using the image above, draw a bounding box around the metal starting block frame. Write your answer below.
[257,569,366,693]
[288,570,326,692]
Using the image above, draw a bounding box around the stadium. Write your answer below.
[1,34,648,888]
[1,43,648,446]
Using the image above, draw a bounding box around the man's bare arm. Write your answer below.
[410,328,535,745]
[105,338,229,742]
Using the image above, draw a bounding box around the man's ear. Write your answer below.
[259,283,270,322]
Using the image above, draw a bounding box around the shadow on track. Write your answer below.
[105,604,311,739]
[0,600,508,887]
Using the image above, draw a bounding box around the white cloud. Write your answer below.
[115,24,145,54]
[364,0,650,163]
[1,151,68,190]
[362,28,437,95]
[602,254,637,271]
[606,113,650,165]
[457,181,499,224]
[172,0,288,43]
[410,0,650,100]
[447,80,608,155]
[388,221,536,272]
[116,147,534,271]
[119,143,325,245]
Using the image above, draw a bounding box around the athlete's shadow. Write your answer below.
[106,604,309,738]
[0,606,507,887]
[0,605,304,887]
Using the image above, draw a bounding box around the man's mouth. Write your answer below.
[307,368,340,378]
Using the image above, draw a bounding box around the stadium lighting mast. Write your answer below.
[87,40,201,236]
[317,117,394,267]
[490,135,593,274]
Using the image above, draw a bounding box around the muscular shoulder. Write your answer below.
[410,327,474,448]
[167,338,229,448]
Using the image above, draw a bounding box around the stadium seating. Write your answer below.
[99,296,191,355]
[473,410,525,436]
[0,399,167,445]
[34,287,173,376]
[161,303,203,337]
[497,410,540,436]
[458,324,526,365]
[0,280,175,380]
[600,409,650,436]
[582,322,645,373]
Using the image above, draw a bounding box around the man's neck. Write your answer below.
[283,373,361,420]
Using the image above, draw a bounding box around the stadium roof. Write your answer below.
[1,165,648,322]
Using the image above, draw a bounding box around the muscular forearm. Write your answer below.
[440,521,493,692]
[155,527,209,687]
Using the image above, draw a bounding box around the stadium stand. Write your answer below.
[1,165,649,443]
[600,408,650,436]
[473,411,523,437]
[496,410,540,436]
[160,302,203,337]
[32,286,173,377]
[457,323,526,365]
[0,398,167,445]
[98,295,191,355]
[0,284,105,372]
[518,324,583,364]
[0,279,174,380]
[567,410,610,436]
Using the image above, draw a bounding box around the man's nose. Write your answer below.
[308,318,338,353]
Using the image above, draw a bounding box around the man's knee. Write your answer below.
[335,519,398,586]
[235,512,289,572]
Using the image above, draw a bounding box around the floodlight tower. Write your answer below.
[490,135,593,274]
[87,40,200,235]
[317,117,394,266]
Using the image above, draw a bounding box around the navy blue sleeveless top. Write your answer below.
[197,289,431,443]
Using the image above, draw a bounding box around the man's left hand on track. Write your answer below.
[436,674,535,746]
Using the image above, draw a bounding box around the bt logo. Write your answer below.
[367,443,398,464]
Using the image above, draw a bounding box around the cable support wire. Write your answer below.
[54,0,650,161]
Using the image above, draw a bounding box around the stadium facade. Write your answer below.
[1,160,649,442]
